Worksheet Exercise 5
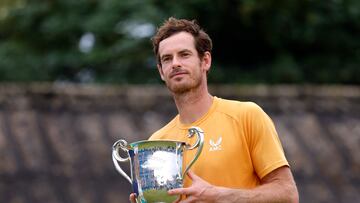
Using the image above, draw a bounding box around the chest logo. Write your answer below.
[209,137,222,151]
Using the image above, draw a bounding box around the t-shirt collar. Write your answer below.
[176,96,219,130]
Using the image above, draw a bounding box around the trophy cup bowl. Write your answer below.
[112,127,204,203]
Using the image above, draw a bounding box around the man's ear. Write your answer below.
[157,64,165,81]
[202,51,212,73]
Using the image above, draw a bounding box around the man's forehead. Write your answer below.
[158,32,196,55]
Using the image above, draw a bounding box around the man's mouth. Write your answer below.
[170,71,188,78]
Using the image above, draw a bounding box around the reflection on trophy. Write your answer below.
[112,127,204,203]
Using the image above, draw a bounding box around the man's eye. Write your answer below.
[162,57,170,62]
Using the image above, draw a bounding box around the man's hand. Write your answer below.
[167,167,298,203]
[168,171,220,203]
[131,167,298,203]
[129,193,136,203]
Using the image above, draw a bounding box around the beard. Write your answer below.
[165,70,203,94]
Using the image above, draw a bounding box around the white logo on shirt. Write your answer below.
[209,137,222,151]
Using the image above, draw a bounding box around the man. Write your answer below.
[130,17,298,203]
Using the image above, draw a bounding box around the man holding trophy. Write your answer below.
[123,17,299,202]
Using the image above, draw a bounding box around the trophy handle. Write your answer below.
[183,127,204,178]
[112,139,132,184]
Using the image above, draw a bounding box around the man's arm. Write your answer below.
[168,166,299,203]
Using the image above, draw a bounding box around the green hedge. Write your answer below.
[0,0,359,84]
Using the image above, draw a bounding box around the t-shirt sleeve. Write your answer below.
[244,102,289,179]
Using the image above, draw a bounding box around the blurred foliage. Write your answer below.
[0,0,359,84]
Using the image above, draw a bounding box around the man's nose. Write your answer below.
[171,56,181,68]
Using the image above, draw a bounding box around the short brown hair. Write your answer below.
[152,17,212,66]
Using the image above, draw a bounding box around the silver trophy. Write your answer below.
[112,127,204,203]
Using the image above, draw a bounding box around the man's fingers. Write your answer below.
[178,195,197,203]
[129,193,137,203]
[172,195,181,203]
[186,170,200,181]
[168,188,192,196]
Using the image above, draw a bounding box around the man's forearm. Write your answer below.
[215,181,298,203]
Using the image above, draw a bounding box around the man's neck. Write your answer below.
[173,86,213,125]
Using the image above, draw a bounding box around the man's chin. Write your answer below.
[169,87,190,94]
[168,84,192,94]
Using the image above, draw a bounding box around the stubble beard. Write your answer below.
[166,72,202,95]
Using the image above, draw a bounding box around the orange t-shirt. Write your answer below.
[149,97,289,188]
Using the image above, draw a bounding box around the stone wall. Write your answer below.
[0,83,359,203]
